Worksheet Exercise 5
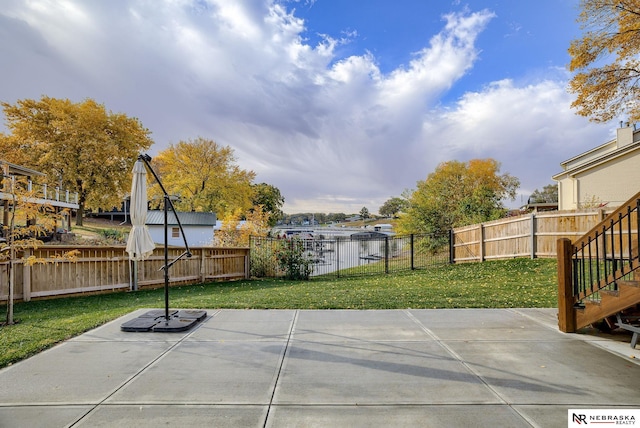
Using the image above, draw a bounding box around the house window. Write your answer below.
[171,227,180,238]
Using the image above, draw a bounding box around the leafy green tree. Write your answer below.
[327,213,347,223]
[398,159,519,249]
[568,0,640,122]
[251,183,285,227]
[529,184,558,203]
[379,197,408,218]
[0,96,153,225]
[359,207,370,220]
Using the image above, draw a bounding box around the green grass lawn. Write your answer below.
[0,258,557,369]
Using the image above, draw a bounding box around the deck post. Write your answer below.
[557,238,576,332]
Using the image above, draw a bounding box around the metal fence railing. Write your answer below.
[571,195,640,303]
[249,234,450,279]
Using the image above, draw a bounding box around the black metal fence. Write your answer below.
[249,234,450,279]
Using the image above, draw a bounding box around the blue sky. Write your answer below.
[295,0,581,101]
[0,0,616,214]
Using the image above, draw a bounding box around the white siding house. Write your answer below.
[146,211,216,247]
[553,124,640,210]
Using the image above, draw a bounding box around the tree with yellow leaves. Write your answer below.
[215,205,271,247]
[150,138,255,217]
[397,158,519,250]
[0,96,154,225]
[568,0,640,122]
[1,177,77,325]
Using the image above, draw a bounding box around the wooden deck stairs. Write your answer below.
[558,191,640,347]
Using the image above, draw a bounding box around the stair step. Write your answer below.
[576,281,640,329]
[581,299,600,308]
[619,280,640,288]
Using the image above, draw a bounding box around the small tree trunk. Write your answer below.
[6,196,16,325]
[75,203,84,226]
[75,182,85,226]
[7,252,14,325]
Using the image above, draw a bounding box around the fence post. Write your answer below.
[22,249,31,302]
[336,238,340,278]
[530,213,536,259]
[479,224,485,262]
[244,248,250,279]
[199,249,206,283]
[384,236,389,274]
[411,234,415,270]
[557,238,577,333]
[449,230,454,264]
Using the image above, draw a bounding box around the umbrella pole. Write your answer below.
[164,194,170,321]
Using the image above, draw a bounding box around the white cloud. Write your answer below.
[0,0,614,214]
[423,78,611,204]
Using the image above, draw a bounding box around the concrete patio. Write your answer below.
[0,308,638,427]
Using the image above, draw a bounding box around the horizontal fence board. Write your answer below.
[31,283,130,298]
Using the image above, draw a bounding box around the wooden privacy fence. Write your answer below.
[451,210,611,263]
[0,246,249,302]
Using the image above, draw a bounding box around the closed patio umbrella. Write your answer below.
[126,160,155,261]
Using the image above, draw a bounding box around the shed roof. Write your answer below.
[145,211,216,226]
[350,231,389,240]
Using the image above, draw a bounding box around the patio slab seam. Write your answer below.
[68,314,213,425]
[262,309,298,427]
[510,308,640,365]
[403,309,514,406]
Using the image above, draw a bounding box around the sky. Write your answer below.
[0,0,619,214]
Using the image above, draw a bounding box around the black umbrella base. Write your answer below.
[121,309,207,332]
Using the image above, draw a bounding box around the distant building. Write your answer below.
[553,124,640,210]
[519,202,558,213]
[350,231,388,240]
[373,224,393,232]
[146,211,216,247]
